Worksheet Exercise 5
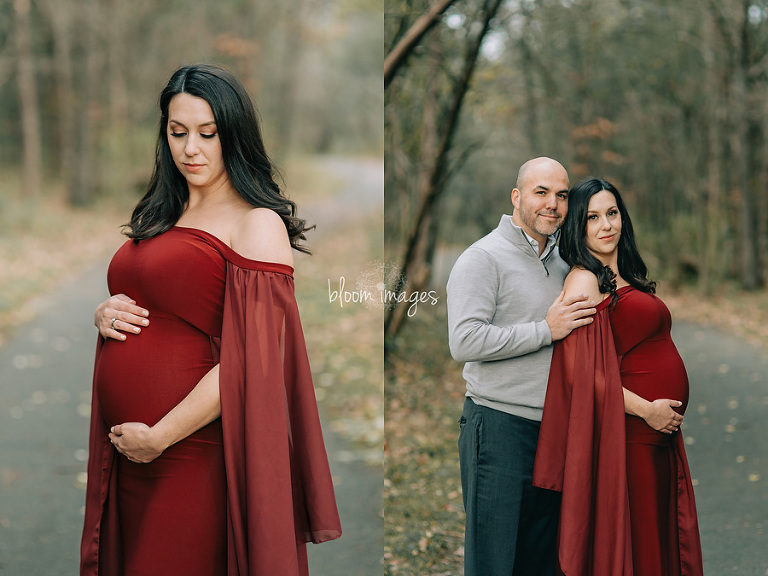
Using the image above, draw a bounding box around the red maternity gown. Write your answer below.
[80,227,341,576]
[533,286,703,575]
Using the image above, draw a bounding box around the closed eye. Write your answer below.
[200,133,217,139]
[170,132,186,138]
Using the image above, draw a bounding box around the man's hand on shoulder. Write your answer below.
[231,208,294,267]
[545,270,598,341]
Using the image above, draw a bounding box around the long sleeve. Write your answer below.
[219,261,341,576]
[532,306,633,576]
[447,247,552,363]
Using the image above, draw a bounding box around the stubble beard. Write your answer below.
[521,209,561,239]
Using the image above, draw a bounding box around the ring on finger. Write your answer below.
[111,318,117,329]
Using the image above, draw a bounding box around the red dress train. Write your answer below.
[533,286,702,575]
[80,227,341,576]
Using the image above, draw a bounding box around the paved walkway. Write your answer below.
[673,320,768,574]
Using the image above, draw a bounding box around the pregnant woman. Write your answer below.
[533,177,703,575]
[80,64,341,576]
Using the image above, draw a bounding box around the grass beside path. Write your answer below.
[385,300,466,575]
[660,285,768,352]
[294,208,384,462]
[0,192,129,348]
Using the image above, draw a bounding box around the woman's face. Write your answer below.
[585,190,622,263]
[166,93,229,193]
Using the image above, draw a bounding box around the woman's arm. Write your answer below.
[95,294,149,340]
[623,387,684,434]
[109,364,221,463]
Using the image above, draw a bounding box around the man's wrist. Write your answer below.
[540,319,554,345]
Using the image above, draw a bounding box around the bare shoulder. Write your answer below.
[563,267,602,302]
[230,208,294,267]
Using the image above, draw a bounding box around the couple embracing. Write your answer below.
[447,157,703,576]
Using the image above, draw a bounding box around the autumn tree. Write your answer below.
[0,0,382,204]
[385,0,507,342]
[413,0,768,301]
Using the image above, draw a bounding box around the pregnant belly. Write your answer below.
[95,317,216,428]
[620,339,690,413]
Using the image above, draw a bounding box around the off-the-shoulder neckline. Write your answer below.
[595,285,633,312]
[171,225,294,275]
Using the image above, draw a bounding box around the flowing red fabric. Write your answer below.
[218,259,342,576]
[533,302,702,576]
[80,244,341,575]
[81,336,122,575]
[533,304,633,575]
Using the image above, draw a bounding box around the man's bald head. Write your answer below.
[515,157,569,191]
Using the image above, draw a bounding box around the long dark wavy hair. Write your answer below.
[559,177,655,301]
[126,63,311,253]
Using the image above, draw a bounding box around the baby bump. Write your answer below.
[95,317,216,428]
[620,339,690,413]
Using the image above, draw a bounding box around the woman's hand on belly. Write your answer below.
[109,422,169,463]
[95,294,150,341]
[623,388,684,434]
[642,399,685,433]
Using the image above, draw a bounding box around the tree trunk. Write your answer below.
[702,96,724,295]
[71,0,100,206]
[386,29,440,338]
[730,5,758,290]
[272,0,307,154]
[385,0,504,341]
[14,0,42,200]
[700,10,721,295]
[519,35,540,153]
[107,0,128,130]
[45,0,77,196]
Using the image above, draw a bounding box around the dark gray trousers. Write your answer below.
[459,397,560,576]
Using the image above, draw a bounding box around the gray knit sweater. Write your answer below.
[446,214,569,421]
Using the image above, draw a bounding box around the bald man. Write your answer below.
[447,157,595,575]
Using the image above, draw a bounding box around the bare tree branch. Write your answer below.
[384,0,458,89]
[385,0,505,339]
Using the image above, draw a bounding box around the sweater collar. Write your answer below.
[497,214,559,260]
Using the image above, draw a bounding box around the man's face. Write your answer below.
[511,161,569,245]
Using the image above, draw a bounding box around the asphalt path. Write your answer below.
[0,157,383,575]
[673,320,768,574]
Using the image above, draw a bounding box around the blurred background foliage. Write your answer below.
[1,0,383,205]
[385,0,768,341]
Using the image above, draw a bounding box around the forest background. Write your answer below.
[0,0,384,571]
[386,0,768,574]
[0,0,383,331]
